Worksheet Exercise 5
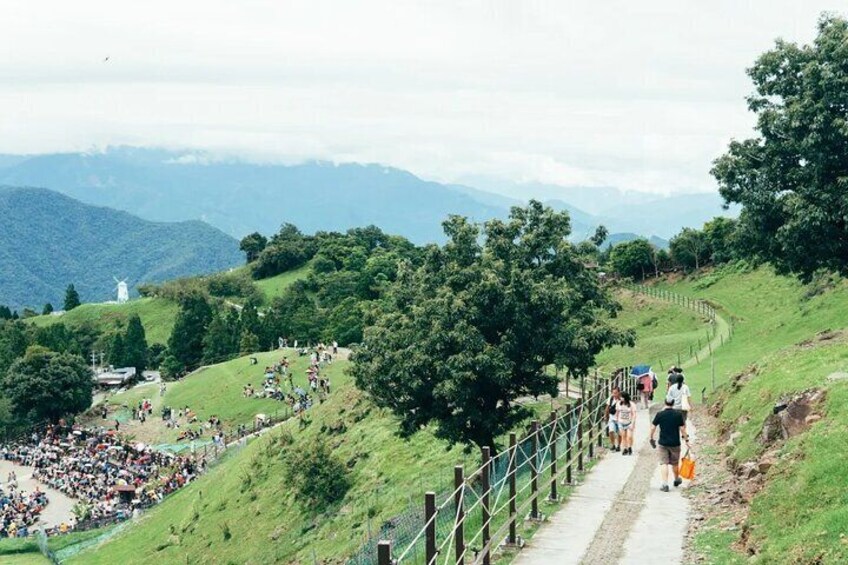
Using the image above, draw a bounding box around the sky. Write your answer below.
[0,1,842,196]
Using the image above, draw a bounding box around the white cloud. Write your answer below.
[0,1,840,195]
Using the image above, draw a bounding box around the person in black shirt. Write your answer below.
[650,398,690,492]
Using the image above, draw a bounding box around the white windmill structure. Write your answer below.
[114,277,130,304]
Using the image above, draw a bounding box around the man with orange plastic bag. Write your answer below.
[649,397,691,492]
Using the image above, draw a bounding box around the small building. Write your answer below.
[95,367,137,387]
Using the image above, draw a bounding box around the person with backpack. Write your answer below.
[604,386,622,452]
[650,397,690,491]
[616,391,636,455]
[667,374,692,423]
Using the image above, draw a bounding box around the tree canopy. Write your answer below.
[64,284,81,311]
[712,15,848,280]
[351,201,634,450]
[1,347,92,423]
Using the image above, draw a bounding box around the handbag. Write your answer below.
[679,449,696,480]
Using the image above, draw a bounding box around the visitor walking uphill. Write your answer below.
[604,386,622,452]
[649,398,690,492]
[616,391,636,455]
[667,374,692,423]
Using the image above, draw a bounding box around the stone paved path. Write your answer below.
[514,404,696,565]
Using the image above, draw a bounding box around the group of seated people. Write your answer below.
[1,424,200,530]
[243,351,333,416]
[0,484,47,538]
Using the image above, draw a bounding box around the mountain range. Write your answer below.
[0,147,735,245]
[0,186,242,310]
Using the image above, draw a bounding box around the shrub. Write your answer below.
[282,438,351,513]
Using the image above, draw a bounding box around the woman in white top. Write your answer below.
[615,391,636,455]
[666,374,692,423]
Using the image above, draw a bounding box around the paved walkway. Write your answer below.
[514,404,695,565]
[0,460,76,527]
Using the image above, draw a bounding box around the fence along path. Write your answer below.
[372,284,727,565]
[373,371,640,565]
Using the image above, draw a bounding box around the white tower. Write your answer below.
[114,277,129,304]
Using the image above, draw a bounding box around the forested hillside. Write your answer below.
[0,186,242,309]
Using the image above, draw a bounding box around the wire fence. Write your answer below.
[348,370,637,565]
[626,283,733,392]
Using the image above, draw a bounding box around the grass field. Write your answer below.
[595,289,711,372]
[70,371,479,565]
[253,264,310,303]
[28,297,178,345]
[656,265,848,563]
[100,349,345,445]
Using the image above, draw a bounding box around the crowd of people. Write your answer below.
[242,347,334,417]
[1,424,201,530]
[0,479,48,538]
[605,366,694,491]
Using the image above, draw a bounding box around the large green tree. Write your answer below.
[122,314,148,374]
[2,347,93,423]
[166,291,213,372]
[609,239,655,280]
[352,202,633,450]
[239,232,268,263]
[669,228,710,271]
[64,284,81,311]
[712,15,848,280]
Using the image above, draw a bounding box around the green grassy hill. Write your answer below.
[657,265,848,563]
[101,350,343,446]
[595,289,710,372]
[253,264,311,304]
[29,297,178,345]
[26,266,311,346]
[70,364,476,565]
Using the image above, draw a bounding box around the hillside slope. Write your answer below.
[0,186,242,309]
[658,266,848,563]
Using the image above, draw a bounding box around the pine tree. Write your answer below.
[108,331,125,368]
[202,312,238,364]
[123,314,148,374]
[166,291,213,371]
[239,331,260,356]
[64,284,81,311]
[42,303,54,316]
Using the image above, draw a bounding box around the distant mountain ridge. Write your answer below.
[0,186,242,309]
[0,147,734,245]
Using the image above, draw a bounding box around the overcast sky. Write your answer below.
[0,1,841,195]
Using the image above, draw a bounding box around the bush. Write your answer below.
[282,438,351,513]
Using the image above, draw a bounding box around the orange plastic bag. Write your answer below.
[679,450,696,480]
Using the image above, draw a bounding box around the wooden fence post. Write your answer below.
[577,400,584,473]
[481,447,491,565]
[425,492,436,565]
[530,420,539,519]
[549,411,558,501]
[508,432,517,544]
[565,410,573,485]
[454,465,465,565]
[378,540,391,565]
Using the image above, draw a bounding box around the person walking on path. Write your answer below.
[616,391,636,455]
[666,374,692,423]
[604,386,622,451]
[638,372,654,409]
[649,397,690,491]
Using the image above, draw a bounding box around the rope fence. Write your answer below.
[359,369,639,565]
